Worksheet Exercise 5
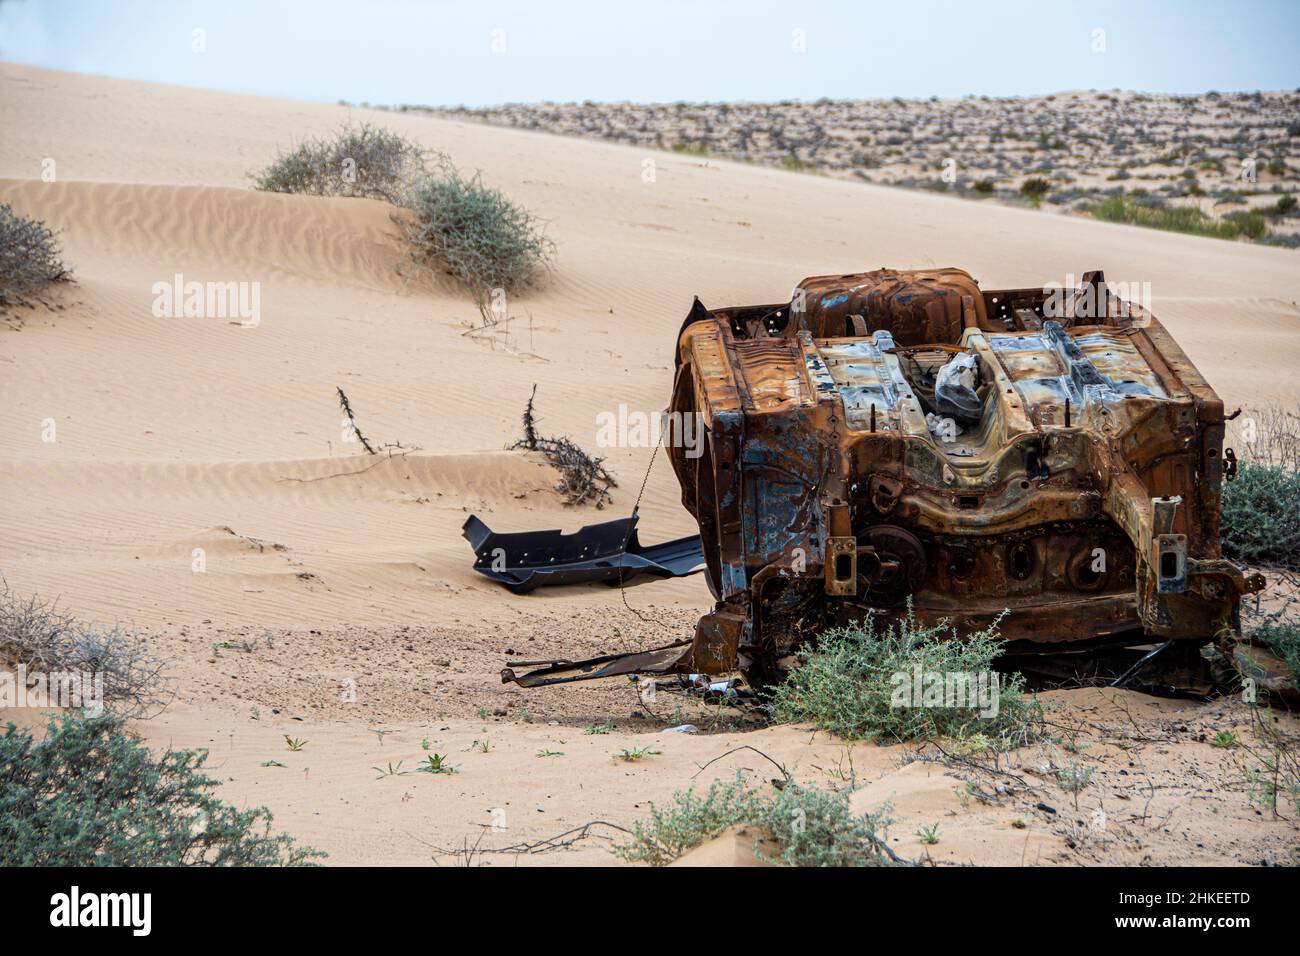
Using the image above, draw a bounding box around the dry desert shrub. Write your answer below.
[403,161,553,294]
[510,385,615,507]
[0,202,72,312]
[0,583,168,718]
[253,124,552,294]
[253,122,431,204]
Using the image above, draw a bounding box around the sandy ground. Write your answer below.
[2,62,1298,865]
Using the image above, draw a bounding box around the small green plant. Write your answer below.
[1056,761,1097,809]
[283,735,306,752]
[418,754,456,775]
[1020,177,1052,198]
[475,705,489,720]
[372,760,405,778]
[1267,194,1297,217]
[585,717,615,735]
[420,737,431,751]
[1212,730,1239,749]
[536,749,564,757]
[916,822,941,845]
[260,759,286,768]
[472,738,492,753]
[0,713,322,865]
[615,746,660,763]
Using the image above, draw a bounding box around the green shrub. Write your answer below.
[0,203,71,311]
[753,782,893,867]
[613,773,894,867]
[771,607,1041,746]
[1019,177,1052,197]
[0,712,323,865]
[403,163,553,294]
[1221,463,1300,571]
[1087,195,1271,241]
[613,774,755,865]
[1268,194,1297,217]
[253,122,430,204]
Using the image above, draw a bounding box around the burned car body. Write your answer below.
[503,268,1261,688]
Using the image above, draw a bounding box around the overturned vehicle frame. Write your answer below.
[503,267,1262,688]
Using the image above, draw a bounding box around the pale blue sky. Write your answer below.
[1,0,1296,106]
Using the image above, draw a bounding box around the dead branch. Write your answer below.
[336,386,377,455]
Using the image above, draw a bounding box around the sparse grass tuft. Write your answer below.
[1088,195,1269,241]
[615,746,659,762]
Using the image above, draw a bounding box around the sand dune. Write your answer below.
[2,62,1297,865]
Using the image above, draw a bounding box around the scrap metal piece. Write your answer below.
[462,513,703,594]
[501,640,692,687]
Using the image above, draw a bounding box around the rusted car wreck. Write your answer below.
[502,267,1263,688]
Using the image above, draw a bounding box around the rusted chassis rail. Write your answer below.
[502,273,1261,689]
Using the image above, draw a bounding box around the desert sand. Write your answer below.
[1,62,1298,865]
